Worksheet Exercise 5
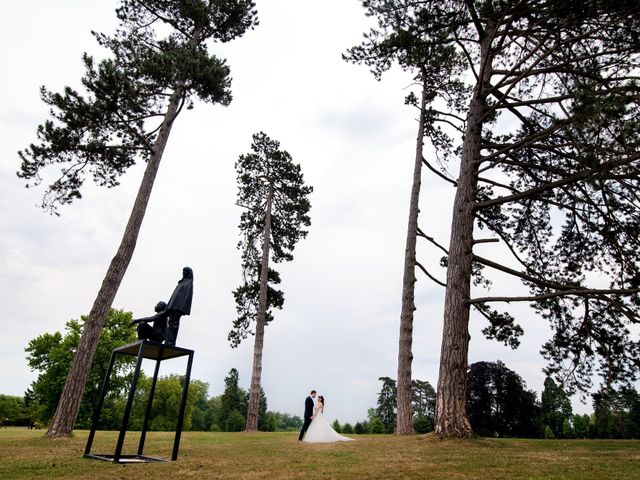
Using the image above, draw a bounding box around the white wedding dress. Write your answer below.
[303,405,354,443]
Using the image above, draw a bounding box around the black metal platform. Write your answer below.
[83,340,194,463]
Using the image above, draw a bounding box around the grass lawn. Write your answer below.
[1,427,639,479]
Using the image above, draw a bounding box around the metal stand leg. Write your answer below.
[83,340,194,463]
[114,342,145,462]
[137,346,164,456]
[172,351,194,461]
[85,350,117,455]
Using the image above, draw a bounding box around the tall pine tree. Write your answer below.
[230,132,312,431]
[17,0,257,438]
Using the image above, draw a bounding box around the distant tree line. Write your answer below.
[10,309,301,432]
[362,362,640,439]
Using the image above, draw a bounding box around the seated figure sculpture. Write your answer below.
[131,301,169,343]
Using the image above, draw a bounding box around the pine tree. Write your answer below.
[376,377,397,433]
[18,0,257,438]
[219,368,244,431]
[541,377,572,438]
[230,132,312,431]
[344,1,461,436]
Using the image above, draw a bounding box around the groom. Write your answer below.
[298,389,317,441]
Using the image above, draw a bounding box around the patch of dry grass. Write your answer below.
[1,427,639,479]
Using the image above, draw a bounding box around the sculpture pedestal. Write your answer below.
[84,340,194,463]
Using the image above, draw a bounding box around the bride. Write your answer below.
[302,396,354,443]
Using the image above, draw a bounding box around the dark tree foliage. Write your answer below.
[593,387,640,439]
[572,413,591,439]
[368,417,387,434]
[353,421,368,434]
[18,0,258,438]
[376,377,398,433]
[412,379,436,420]
[540,376,573,438]
[230,268,284,348]
[347,0,640,436]
[412,379,436,433]
[374,376,437,433]
[230,132,312,431]
[467,361,541,438]
[216,367,268,431]
[18,0,257,212]
[0,395,31,427]
[229,132,312,347]
[263,411,302,432]
[218,368,246,431]
[24,309,136,427]
[189,380,211,431]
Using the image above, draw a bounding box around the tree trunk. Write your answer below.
[45,88,185,438]
[396,83,428,435]
[246,183,274,432]
[434,29,493,438]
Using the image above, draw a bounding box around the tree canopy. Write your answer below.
[229,132,312,347]
[18,0,257,213]
[24,308,136,427]
[467,361,540,438]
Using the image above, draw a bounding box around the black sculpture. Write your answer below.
[131,301,168,343]
[165,267,194,346]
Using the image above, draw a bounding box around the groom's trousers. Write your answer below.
[298,416,312,441]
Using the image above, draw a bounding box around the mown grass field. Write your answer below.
[1,427,639,479]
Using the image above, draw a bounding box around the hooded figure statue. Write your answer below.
[165,267,194,346]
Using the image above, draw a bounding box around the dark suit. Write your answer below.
[298,396,315,440]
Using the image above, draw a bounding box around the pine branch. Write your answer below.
[477,176,518,193]
[417,228,449,255]
[416,261,446,287]
[475,154,640,210]
[433,117,466,133]
[473,254,580,291]
[452,28,479,82]
[469,288,640,306]
[477,122,565,171]
[473,213,533,271]
[422,156,457,186]
[464,0,485,38]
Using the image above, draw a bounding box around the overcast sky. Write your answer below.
[1,0,600,424]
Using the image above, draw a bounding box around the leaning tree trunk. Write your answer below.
[45,88,185,438]
[396,83,428,435]
[246,183,274,432]
[434,28,493,438]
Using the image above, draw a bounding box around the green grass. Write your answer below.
[1,427,639,479]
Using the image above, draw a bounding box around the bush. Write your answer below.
[368,417,385,434]
[544,425,555,439]
[413,416,434,434]
[266,414,278,432]
[225,409,245,432]
[342,422,354,434]
[332,419,342,433]
[354,422,367,434]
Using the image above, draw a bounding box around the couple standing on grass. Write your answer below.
[298,390,354,443]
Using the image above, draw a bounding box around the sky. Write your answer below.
[0,0,599,425]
